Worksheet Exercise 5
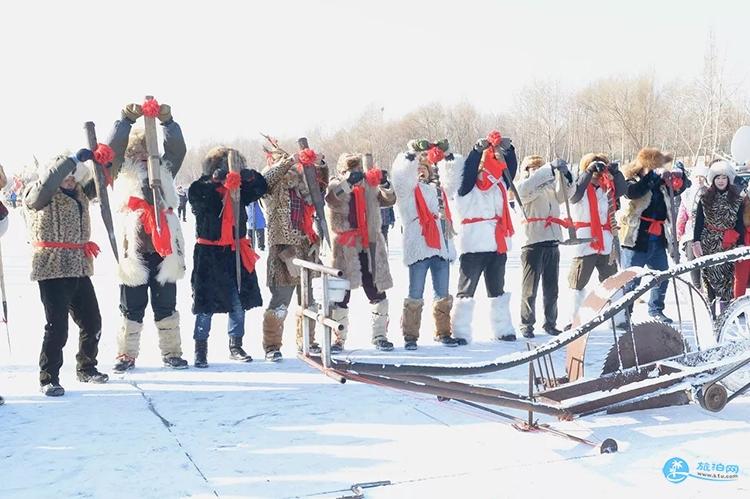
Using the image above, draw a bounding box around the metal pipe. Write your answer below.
[300,267,311,355]
[291,258,343,277]
[322,273,332,369]
[301,309,343,331]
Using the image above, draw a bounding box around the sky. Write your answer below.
[0,0,748,174]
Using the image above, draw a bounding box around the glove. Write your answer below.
[122,103,143,122]
[74,149,94,163]
[474,139,490,152]
[405,152,416,161]
[550,158,569,173]
[608,161,620,173]
[692,241,703,257]
[379,170,389,185]
[212,167,228,182]
[346,170,364,186]
[445,153,455,161]
[158,104,173,124]
[240,168,255,182]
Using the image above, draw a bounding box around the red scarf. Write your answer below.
[33,241,101,258]
[414,185,441,249]
[475,148,507,191]
[195,182,259,273]
[301,202,319,244]
[586,185,605,253]
[336,184,370,247]
[127,196,173,257]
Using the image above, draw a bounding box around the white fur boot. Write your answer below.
[568,288,587,328]
[451,297,475,343]
[491,293,516,341]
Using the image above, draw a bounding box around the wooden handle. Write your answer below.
[362,153,374,170]
[84,121,97,152]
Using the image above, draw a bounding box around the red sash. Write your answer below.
[414,186,441,249]
[640,216,665,236]
[33,241,101,258]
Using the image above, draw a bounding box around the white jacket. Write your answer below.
[516,164,574,247]
[444,155,512,254]
[392,153,457,266]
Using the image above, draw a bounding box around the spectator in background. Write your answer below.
[247,200,266,251]
[177,185,188,222]
[380,205,395,247]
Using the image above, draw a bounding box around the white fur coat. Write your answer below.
[443,154,512,254]
[112,160,186,286]
[392,153,457,266]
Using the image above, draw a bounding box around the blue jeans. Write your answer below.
[193,284,245,340]
[621,236,669,315]
[408,256,450,300]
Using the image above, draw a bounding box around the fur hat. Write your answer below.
[202,147,247,177]
[623,148,673,179]
[336,153,362,174]
[521,155,545,170]
[707,160,736,186]
[125,128,147,161]
[692,166,709,179]
[578,153,610,173]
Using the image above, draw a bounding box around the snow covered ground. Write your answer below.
[1,207,749,499]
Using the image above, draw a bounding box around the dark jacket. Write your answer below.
[188,171,268,314]
[623,171,689,252]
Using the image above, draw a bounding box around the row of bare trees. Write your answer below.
[172,37,747,185]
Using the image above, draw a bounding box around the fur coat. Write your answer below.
[325,156,395,292]
[24,155,97,281]
[391,152,457,266]
[262,157,326,288]
[442,146,518,254]
[112,160,186,286]
[616,148,686,250]
[188,172,267,313]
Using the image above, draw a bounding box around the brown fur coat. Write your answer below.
[325,155,396,292]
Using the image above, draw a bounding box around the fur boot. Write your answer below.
[371,298,390,343]
[451,297,475,343]
[156,312,183,358]
[401,298,423,342]
[432,296,453,340]
[331,306,349,348]
[490,293,516,341]
[263,307,287,353]
[295,311,320,353]
[116,318,144,359]
[569,288,587,327]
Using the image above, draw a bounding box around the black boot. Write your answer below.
[194,339,208,368]
[229,336,252,362]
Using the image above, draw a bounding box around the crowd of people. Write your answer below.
[3,100,746,399]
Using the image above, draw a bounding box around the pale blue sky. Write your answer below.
[0,0,747,172]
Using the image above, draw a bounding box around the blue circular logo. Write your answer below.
[663,457,690,483]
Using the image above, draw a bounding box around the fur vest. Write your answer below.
[325,175,395,292]
[443,152,512,254]
[26,185,93,281]
[392,153,457,266]
[112,160,186,286]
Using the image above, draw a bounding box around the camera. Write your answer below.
[590,161,607,173]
